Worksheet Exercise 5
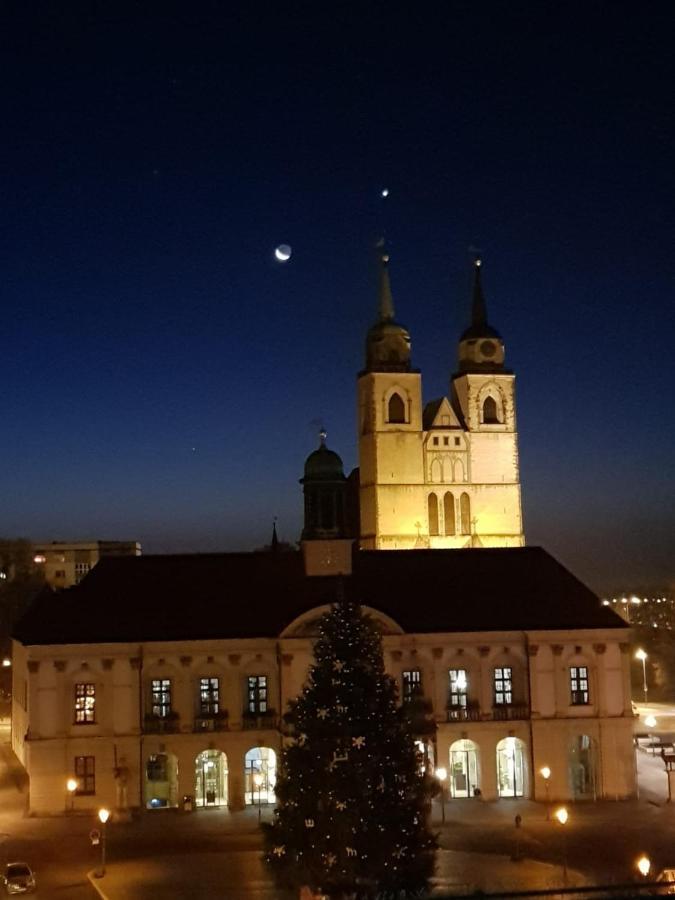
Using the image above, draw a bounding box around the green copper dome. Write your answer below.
[301,434,346,483]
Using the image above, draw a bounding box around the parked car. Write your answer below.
[3,862,36,894]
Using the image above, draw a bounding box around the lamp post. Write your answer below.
[554,807,569,886]
[253,772,264,823]
[540,766,551,820]
[66,778,78,814]
[636,855,651,880]
[635,648,648,704]
[96,808,110,878]
[435,767,447,825]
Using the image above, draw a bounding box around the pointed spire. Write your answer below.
[319,428,327,448]
[471,258,488,329]
[376,238,395,322]
[271,518,279,551]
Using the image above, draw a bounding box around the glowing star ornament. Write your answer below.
[317,708,329,720]
[274,244,292,262]
[325,852,337,868]
[272,845,286,857]
[335,800,347,811]
[352,736,366,749]
[333,659,345,671]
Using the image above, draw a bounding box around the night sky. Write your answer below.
[1,4,673,593]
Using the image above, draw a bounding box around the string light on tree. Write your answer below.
[263,590,436,897]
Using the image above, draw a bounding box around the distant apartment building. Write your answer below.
[32,541,141,589]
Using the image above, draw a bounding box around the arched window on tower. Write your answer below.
[387,392,406,424]
[460,492,471,535]
[482,396,499,424]
[428,494,439,536]
[444,492,455,535]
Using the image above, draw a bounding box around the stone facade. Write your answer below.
[12,617,636,815]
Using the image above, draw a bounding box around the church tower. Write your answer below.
[448,260,524,547]
[357,246,425,549]
[357,254,524,550]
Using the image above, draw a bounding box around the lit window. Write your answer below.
[74,683,96,724]
[74,562,90,583]
[494,667,513,705]
[570,667,589,705]
[151,679,172,717]
[74,756,95,795]
[402,669,422,702]
[200,677,220,715]
[247,675,267,714]
[448,669,468,708]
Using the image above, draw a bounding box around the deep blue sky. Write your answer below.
[1,3,673,592]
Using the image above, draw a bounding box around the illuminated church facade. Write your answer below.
[358,253,524,550]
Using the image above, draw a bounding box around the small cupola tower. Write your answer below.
[457,259,507,373]
[300,431,354,575]
[300,431,347,540]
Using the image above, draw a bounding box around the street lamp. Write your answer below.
[554,806,569,886]
[96,808,110,878]
[435,767,447,825]
[635,648,648,704]
[540,766,551,819]
[253,771,264,822]
[636,855,651,880]
[66,778,78,814]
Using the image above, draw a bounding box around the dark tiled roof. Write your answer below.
[13,546,626,646]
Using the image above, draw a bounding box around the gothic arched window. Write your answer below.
[460,492,471,535]
[444,492,455,535]
[428,493,439,536]
[387,392,406,424]
[482,396,499,424]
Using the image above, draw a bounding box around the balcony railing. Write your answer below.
[242,710,278,730]
[144,713,180,734]
[194,713,229,732]
[492,703,530,721]
[446,704,481,722]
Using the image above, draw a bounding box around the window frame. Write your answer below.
[448,668,468,708]
[74,682,96,724]
[247,675,268,714]
[401,669,422,703]
[493,667,513,705]
[569,666,590,705]
[199,677,220,716]
[151,678,172,717]
[74,755,95,795]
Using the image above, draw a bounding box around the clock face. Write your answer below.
[480,340,496,358]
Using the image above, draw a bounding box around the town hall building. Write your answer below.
[10,253,635,817]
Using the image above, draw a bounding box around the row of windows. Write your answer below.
[71,676,269,724]
[70,666,590,725]
[387,393,502,426]
[402,666,590,707]
[428,492,471,536]
[431,435,461,447]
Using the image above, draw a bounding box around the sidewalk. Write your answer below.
[85,848,588,900]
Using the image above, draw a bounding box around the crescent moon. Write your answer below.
[274,245,292,262]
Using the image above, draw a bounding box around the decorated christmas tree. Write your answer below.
[264,590,437,899]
